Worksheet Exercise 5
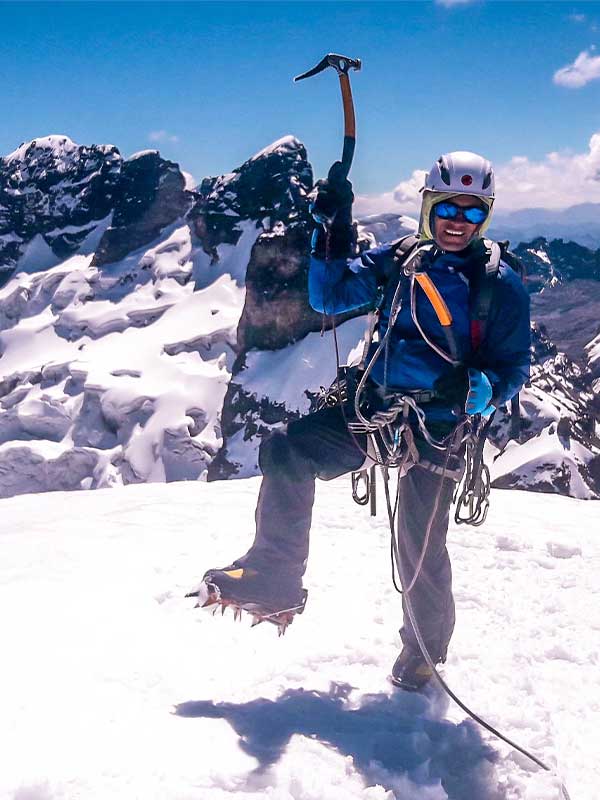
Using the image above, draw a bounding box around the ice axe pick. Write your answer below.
[294,53,362,180]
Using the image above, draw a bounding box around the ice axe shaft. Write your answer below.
[294,53,362,179]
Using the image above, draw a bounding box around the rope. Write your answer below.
[403,426,459,595]
[453,432,491,526]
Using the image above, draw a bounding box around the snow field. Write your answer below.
[0,219,265,495]
[0,479,597,799]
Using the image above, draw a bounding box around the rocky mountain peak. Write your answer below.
[4,134,81,167]
[190,135,313,253]
[514,237,600,290]
[0,134,123,281]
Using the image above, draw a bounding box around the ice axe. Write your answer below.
[294,53,362,181]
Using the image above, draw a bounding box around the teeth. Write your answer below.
[445,230,463,236]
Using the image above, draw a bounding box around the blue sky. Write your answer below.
[2,1,600,211]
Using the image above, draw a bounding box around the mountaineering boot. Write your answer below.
[187,563,308,636]
[390,645,437,691]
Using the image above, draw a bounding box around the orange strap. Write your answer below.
[414,273,453,327]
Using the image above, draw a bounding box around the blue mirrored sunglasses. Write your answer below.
[433,201,489,225]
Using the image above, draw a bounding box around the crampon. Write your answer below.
[186,579,308,636]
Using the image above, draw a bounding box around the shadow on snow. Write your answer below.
[174,682,508,799]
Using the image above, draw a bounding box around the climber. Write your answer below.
[192,151,531,691]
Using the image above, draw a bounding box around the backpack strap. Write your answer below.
[469,238,502,351]
[469,238,525,442]
[384,233,421,281]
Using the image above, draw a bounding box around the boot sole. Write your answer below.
[187,582,308,636]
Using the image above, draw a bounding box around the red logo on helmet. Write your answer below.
[461,175,473,186]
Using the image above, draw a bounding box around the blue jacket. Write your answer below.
[309,242,531,422]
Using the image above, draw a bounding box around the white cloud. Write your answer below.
[554,49,600,88]
[148,130,180,144]
[354,170,427,217]
[354,132,600,216]
[569,13,586,23]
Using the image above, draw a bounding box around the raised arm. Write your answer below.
[308,249,391,315]
[307,161,390,315]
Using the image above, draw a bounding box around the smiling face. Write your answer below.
[432,194,487,252]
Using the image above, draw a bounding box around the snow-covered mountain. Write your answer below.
[0,134,598,499]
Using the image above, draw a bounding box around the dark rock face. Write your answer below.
[514,237,600,290]
[0,137,194,286]
[190,137,332,353]
[530,280,600,362]
[197,137,369,479]
[0,135,122,281]
[198,137,322,478]
[190,136,314,255]
[93,151,193,267]
[494,237,600,362]
[530,321,557,362]
[208,355,300,480]
[189,137,319,346]
[237,224,323,352]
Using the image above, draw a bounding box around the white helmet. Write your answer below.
[419,151,495,240]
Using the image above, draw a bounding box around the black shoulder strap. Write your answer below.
[470,238,525,441]
[470,238,525,335]
[498,240,526,281]
[470,238,501,329]
[357,234,421,370]
[382,233,420,281]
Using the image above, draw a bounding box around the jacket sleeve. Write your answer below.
[308,245,393,315]
[480,265,531,407]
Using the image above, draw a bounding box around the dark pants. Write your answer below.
[239,404,460,662]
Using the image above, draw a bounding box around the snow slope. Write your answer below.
[1,478,596,800]
[0,219,263,494]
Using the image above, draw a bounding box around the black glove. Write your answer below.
[433,366,470,412]
[310,161,356,261]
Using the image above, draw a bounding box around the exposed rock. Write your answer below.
[0,135,122,280]
[208,362,297,480]
[488,324,600,498]
[161,427,213,482]
[0,445,98,498]
[514,237,600,289]
[237,223,323,352]
[71,390,119,450]
[92,151,193,267]
[189,135,313,254]
[529,280,600,361]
